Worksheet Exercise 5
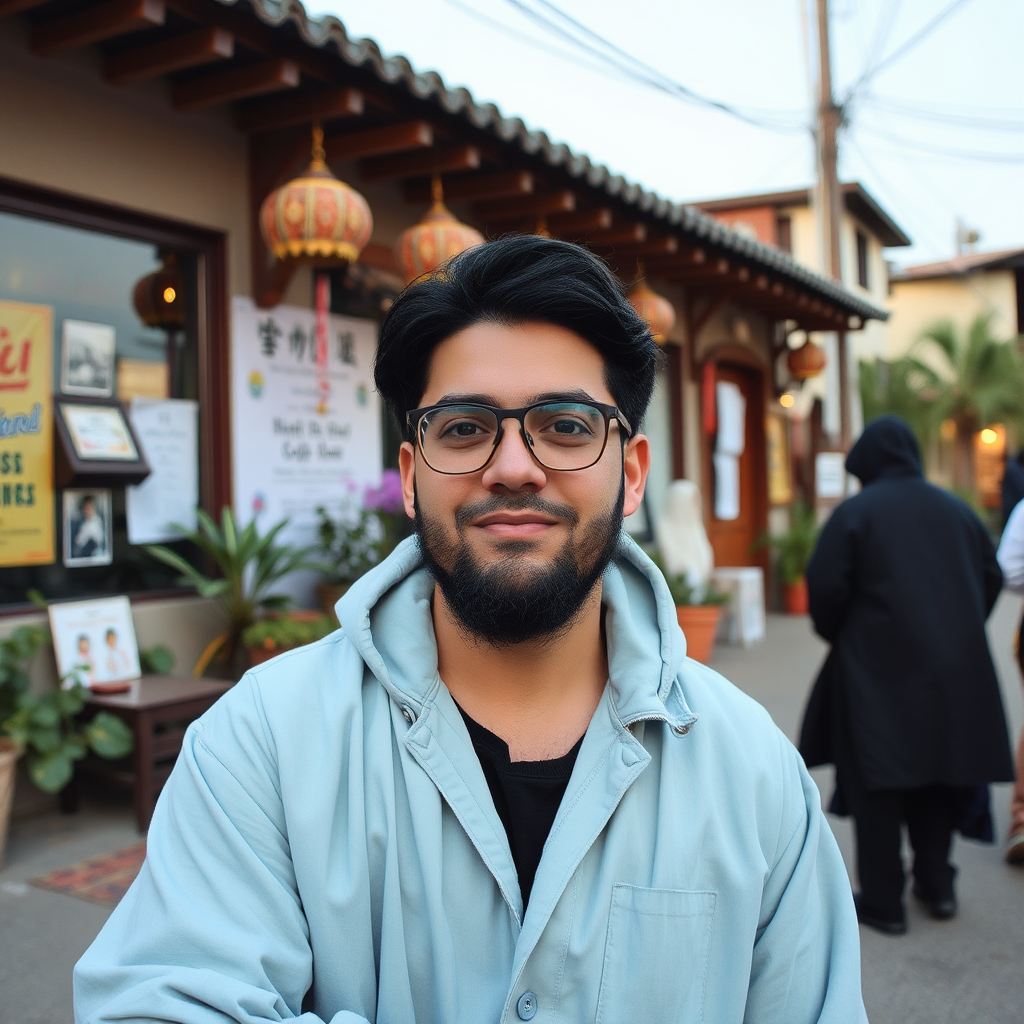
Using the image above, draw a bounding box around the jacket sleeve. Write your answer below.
[976,517,1003,616]
[73,675,372,1024]
[745,736,867,1023]
[996,501,1024,594]
[805,504,856,644]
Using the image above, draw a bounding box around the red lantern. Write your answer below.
[394,177,484,285]
[260,127,373,264]
[628,275,675,345]
[787,339,827,380]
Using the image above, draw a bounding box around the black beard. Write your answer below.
[415,484,624,648]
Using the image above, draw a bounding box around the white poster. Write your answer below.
[126,398,199,544]
[713,452,740,521]
[715,380,746,456]
[231,297,382,554]
[815,451,847,499]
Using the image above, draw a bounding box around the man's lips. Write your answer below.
[473,511,560,537]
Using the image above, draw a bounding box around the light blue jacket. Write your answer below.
[75,536,866,1023]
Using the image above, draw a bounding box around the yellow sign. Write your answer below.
[0,300,54,566]
[766,414,793,507]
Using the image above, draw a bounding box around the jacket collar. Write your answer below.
[336,533,696,734]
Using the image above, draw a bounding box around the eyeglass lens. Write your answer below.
[418,402,608,473]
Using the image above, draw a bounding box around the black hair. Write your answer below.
[374,235,661,439]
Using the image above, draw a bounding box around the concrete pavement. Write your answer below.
[1,597,1022,1023]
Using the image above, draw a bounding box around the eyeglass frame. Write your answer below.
[405,399,634,476]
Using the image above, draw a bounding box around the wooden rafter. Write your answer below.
[0,0,50,16]
[325,120,433,162]
[474,190,575,221]
[587,223,647,246]
[403,170,534,204]
[359,144,481,183]
[595,236,679,260]
[547,208,613,234]
[663,257,730,280]
[236,86,364,134]
[32,0,165,56]
[104,26,233,85]
[173,58,299,111]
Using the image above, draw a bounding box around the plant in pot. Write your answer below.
[757,501,820,614]
[315,470,412,618]
[663,574,730,665]
[242,613,337,667]
[0,625,134,865]
[146,507,320,677]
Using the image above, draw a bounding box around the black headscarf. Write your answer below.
[845,415,922,484]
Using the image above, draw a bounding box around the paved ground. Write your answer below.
[2,597,1022,1023]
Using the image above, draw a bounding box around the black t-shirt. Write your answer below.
[458,706,583,910]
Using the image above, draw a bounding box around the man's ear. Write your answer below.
[622,434,651,518]
[398,441,417,520]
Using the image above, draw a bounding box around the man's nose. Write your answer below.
[480,418,547,490]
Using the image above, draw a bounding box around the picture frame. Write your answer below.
[61,320,115,398]
[48,595,140,692]
[62,488,113,568]
[53,396,151,488]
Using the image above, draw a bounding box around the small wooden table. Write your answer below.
[82,676,232,832]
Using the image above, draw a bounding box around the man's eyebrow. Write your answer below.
[432,388,600,407]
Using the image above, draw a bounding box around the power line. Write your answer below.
[860,94,1024,133]
[857,123,1024,164]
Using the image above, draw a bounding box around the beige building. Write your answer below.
[887,248,1024,358]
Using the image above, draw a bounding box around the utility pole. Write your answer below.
[815,0,850,449]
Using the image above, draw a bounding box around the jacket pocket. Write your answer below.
[595,885,716,1024]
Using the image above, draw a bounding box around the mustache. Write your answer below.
[454,494,580,532]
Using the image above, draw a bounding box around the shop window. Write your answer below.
[776,216,792,254]
[856,230,870,290]
[0,197,222,610]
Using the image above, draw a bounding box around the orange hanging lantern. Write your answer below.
[787,339,827,380]
[628,268,675,345]
[260,127,373,263]
[394,177,484,285]
[133,253,185,331]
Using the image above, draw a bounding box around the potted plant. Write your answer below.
[757,501,820,614]
[0,625,134,865]
[146,507,320,677]
[663,574,730,665]
[315,470,412,618]
[242,613,336,666]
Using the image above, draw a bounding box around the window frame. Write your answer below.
[856,229,870,291]
[0,175,230,612]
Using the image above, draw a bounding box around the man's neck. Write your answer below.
[433,585,608,762]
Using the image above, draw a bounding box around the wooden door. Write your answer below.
[704,362,767,568]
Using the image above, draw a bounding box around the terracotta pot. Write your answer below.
[245,610,331,667]
[675,604,722,664]
[316,582,351,620]
[782,577,809,615]
[0,737,24,870]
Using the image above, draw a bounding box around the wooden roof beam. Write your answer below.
[237,87,364,134]
[595,236,679,261]
[662,257,730,280]
[0,0,50,17]
[173,58,299,111]
[104,26,233,85]
[474,190,575,221]
[325,120,433,163]
[645,246,706,271]
[586,223,647,246]
[359,144,481,183]
[547,208,613,235]
[403,170,534,204]
[32,0,165,57]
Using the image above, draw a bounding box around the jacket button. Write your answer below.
[516,991,538,1020]
[401,705,413,723]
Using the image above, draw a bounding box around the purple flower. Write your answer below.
[362,469,405,515]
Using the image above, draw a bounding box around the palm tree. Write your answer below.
[904,312,1024,494]
[859,356,931,447]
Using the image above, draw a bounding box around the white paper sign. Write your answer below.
[715,381,746,456]
[49,596,141,688]
[714,452,740,520]
[816,451,847,499]
[126,398,199,544]
[231,297,382,552]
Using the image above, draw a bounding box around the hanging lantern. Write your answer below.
[787,339,827,380]
[394,176,484,285]
[628,268,675,345]
[260,127,373,263]
[133,253,185,331]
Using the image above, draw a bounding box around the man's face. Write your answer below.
[398,321,650,644]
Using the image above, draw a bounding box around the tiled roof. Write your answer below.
[892,247,1024,281]
[229,0,888,322]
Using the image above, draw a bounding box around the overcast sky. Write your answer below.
[302,0,1024,268]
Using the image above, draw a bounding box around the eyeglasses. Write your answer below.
[406,400,633,475]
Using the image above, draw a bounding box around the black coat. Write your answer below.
[799,416,1014,791]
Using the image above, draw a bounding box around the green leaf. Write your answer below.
[140,644,176,675]
[27,724,62,754]
[28,750,74,793]
[28,701,60,728]
[85,712,134,759]
[55,687,86,716]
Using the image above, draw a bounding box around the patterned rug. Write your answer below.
[29,841,146,907]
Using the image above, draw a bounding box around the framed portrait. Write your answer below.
[63,488,113,568]
[61,320,115,398]
[48,595,140,691]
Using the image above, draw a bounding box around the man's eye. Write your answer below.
[440,419,489,439]
[550,418,591,435]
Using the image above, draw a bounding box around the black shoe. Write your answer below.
[912,883,957,920]
[853,893,907,935]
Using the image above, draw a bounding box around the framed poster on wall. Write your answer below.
[60,319,115,397]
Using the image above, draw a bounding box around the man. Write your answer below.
[800,415,1013,936]
[76,237,863,1023]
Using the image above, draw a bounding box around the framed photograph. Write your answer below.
[63,488,113,568]
[61,320,115,397]
[48,595,140,691]
[53,397,151,488]
[61,403,138,461]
